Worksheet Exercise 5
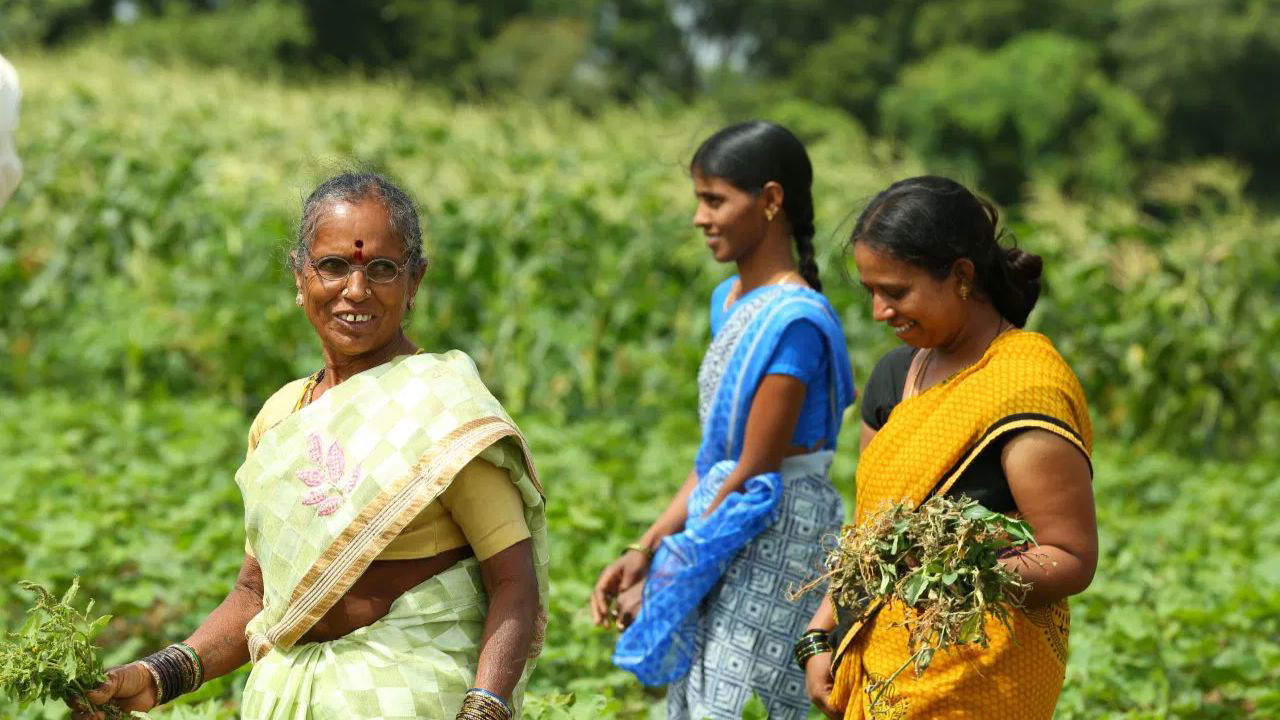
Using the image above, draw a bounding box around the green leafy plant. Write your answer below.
[799,496,1034,704]
[0,579,127,719]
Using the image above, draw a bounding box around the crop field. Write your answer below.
[1,51,1277,718]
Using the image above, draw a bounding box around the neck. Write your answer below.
[737,226,798,293]
[322,332,418,385]
[934,303,1007,364]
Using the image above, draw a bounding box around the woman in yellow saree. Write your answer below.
[78,173,548,720]
[801,177,1096,719]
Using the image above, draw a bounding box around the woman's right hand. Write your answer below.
[805,651,840,719]
[589,550,651,627]
[70,662,158,719]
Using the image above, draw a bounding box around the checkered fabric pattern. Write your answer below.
[234,351,548,717]
[829,331,1090,719]
[241,558,529,719]
[666,453,844,720]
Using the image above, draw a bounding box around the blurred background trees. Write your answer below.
[2,0,1277,202]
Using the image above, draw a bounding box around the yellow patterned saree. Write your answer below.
[830,330,1091,720]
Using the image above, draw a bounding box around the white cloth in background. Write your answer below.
[0,53,22,208]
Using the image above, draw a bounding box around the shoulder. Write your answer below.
[988,331,1092,447]
[991,331,1084,396]
[247,376,310,449]
[860,346,916,430]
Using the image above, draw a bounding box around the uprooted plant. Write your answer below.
[0,578,129,719]
[794,495,1038,706]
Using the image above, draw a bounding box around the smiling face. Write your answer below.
[691,170,770,263]
[294,198,423,361]
[853,241,970,348]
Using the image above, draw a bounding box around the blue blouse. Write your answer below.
[710,277,834,450]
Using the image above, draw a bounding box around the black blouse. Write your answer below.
[860,347,1020,514]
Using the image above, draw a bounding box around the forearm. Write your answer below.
[182,584,261,680]
[637,469,699,548]
[808,594,836,632]
[473,583,537,699]
[1001,543,1095,607]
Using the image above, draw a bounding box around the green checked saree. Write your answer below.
[235,350,548,719]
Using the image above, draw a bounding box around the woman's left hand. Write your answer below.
[613,580,645,630]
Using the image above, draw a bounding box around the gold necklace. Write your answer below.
[913,319,1010,396]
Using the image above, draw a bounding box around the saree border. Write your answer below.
[250,414,537,659]
[831,411,1090,669]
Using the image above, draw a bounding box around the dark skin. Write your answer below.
[801,243,1097,718]
[78,199,539,718]
[590,171,816,628]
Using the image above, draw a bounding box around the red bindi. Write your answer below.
[353,240,364,262]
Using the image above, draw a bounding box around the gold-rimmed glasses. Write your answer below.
[308,255,403,284]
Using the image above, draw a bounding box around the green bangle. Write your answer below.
[623,542,654,558]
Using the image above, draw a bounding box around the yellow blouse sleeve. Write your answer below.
[439,457,531,561]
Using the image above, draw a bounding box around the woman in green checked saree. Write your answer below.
[75,173,548,720]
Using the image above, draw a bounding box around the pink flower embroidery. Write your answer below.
[296,432,364,515]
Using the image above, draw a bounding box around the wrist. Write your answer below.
[623,541,655,559]
[793,629,833,671]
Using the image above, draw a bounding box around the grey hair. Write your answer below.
[289,172,427,275]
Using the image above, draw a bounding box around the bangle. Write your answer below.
[456,687,513,720]
[137,658,166,705]
[138,643,202,704]
[622,542,654,558]
[793,629,833,671]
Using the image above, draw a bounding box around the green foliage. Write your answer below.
[0,580,123,719]
[880,32,1161,199]
[1,52,1278,719]
[91,1,311,75]
[814,496,1034,704]
[1109,0,1280,192]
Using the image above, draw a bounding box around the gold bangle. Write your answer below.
[136,659,166,705]
[623,542,653,558]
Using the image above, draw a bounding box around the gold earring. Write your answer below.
[408,299,415,310]
[959,285,971,301]
[765,207,776,222]
[295,293,303,306]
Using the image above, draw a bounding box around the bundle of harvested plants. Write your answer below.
[0,579,128,719]
[795,495,1036,701]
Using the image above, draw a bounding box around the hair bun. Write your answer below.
[1005,247,1043,283]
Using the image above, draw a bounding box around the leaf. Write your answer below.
[296,468,324,487]
[306,433,323,464]
[326,440,344,484]
[961,504,990,521]
[740,692,768,720]
[942,570,959,585]
[904,572,929,606]
[301,490,327,506]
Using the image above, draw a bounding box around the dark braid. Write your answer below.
[788,191,822,292]
[691,120,822,293]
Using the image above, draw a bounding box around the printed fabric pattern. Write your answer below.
[613,284,855,688]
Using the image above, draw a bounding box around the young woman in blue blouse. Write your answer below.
[590,121,856,719]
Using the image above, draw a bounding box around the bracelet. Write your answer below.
[137,658,166,705]
[622,542,654,558]
[455,687,513,720]
[793,629,833,671]
[138,643,203,704]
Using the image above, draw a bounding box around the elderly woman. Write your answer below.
[803,176,1095,719]
[80,173,548,720]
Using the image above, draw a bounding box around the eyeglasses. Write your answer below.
[309,255,403,284]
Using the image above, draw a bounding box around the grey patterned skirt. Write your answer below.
[667,451,844,720]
